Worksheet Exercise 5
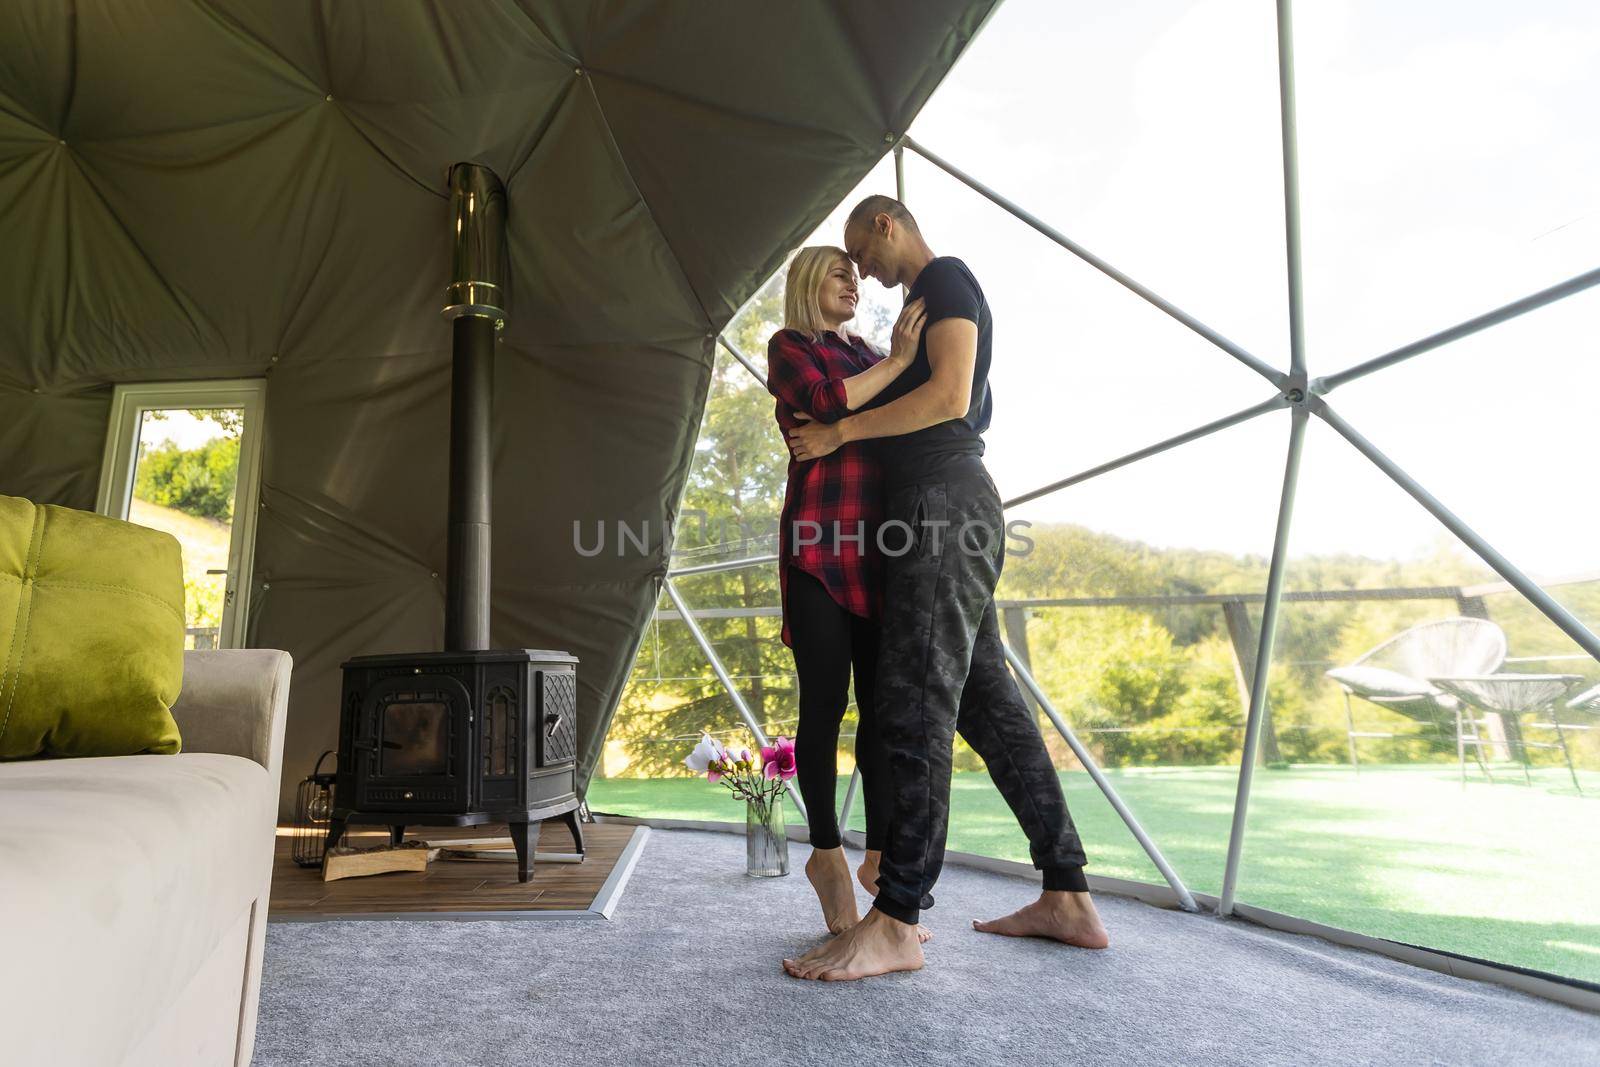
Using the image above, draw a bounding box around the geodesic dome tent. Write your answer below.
[2,0,1598,1020]
[0,0,999,815]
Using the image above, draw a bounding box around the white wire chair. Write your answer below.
[1432,674,1587,793]
[1324,617,1508,776]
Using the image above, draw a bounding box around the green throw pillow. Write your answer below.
[0,494,185,758]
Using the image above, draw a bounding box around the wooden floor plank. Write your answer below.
[269,820,637,917]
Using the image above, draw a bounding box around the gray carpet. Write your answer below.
[256,828,1599,1066]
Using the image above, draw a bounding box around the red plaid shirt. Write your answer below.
[767,328,886,648]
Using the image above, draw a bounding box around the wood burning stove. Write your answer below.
[330,649,583,881]
[327,163,584,882]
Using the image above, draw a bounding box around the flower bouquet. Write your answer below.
[685,732,796,877]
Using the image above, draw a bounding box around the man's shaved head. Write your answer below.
[846,194,919,235]
[842,194,929,288]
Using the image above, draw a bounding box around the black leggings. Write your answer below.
[786,566,889,851]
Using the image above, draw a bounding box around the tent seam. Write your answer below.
[188,0,325,97]
[59,151,222,355]
[584,64,861,147]
[66,101,313,150]
[59,0,78,134]
[327,103,443,200]
[503,77,584,187]
[886,0,1008,128]
[575,75,712,329]
[501,4,581,68]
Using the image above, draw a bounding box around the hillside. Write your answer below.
[129,496,232,577]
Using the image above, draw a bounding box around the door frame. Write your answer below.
[95,379,268,649]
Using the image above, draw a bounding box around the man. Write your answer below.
[782,195,1108,981]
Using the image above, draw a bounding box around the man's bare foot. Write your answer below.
[805,847,860,934]
[783,908,924,981]
[972,891,1109,949]
[852,851,932,943]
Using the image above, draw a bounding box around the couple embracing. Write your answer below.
[767,195,1109,982]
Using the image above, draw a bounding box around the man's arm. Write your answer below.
[766,302,924,423]
[769,336,907,424]
[785,318,975,460]
[837,318,975,442]
[838,343,917,412]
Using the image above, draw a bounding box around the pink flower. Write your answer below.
[761,736,797,780]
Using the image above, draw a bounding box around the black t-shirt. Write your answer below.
[860,256,992,482]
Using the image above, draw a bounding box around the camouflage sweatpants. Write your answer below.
[871,455,1088,926]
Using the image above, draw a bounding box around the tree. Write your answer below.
[133,436,240,521]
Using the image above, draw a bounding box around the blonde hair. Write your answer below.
[783,245,853,341]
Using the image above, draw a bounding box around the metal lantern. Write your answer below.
[291,750,338,868]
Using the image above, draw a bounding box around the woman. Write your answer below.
[766,245,925,934]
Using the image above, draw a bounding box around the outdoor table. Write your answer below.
[1429,674,1586,793]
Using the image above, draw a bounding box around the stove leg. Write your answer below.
[389,825,407,846]
[561,807,586,856]
[510,819,539,883]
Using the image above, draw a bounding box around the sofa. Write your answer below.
[0,648,291,1066]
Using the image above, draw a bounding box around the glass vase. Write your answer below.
[745,791,789,877]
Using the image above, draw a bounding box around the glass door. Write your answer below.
[96,380,266,649]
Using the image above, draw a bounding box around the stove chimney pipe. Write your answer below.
[441,163,507,652]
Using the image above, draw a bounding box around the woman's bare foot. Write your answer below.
[783,908,924,981]
[805,847,860,934]
[856,850,881,895]
[971,891,1109,949]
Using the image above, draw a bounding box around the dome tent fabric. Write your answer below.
[0,0,1000,815]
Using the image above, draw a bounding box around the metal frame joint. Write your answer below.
[1282,371,1310,408]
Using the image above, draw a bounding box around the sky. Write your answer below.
[764,0,1600,585]
[139,409,234,450]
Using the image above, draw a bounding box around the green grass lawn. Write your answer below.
[589,763,1600,984]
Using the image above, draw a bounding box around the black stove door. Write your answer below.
[354,674,474,812]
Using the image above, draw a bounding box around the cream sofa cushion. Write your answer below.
[0,752,274,1064]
